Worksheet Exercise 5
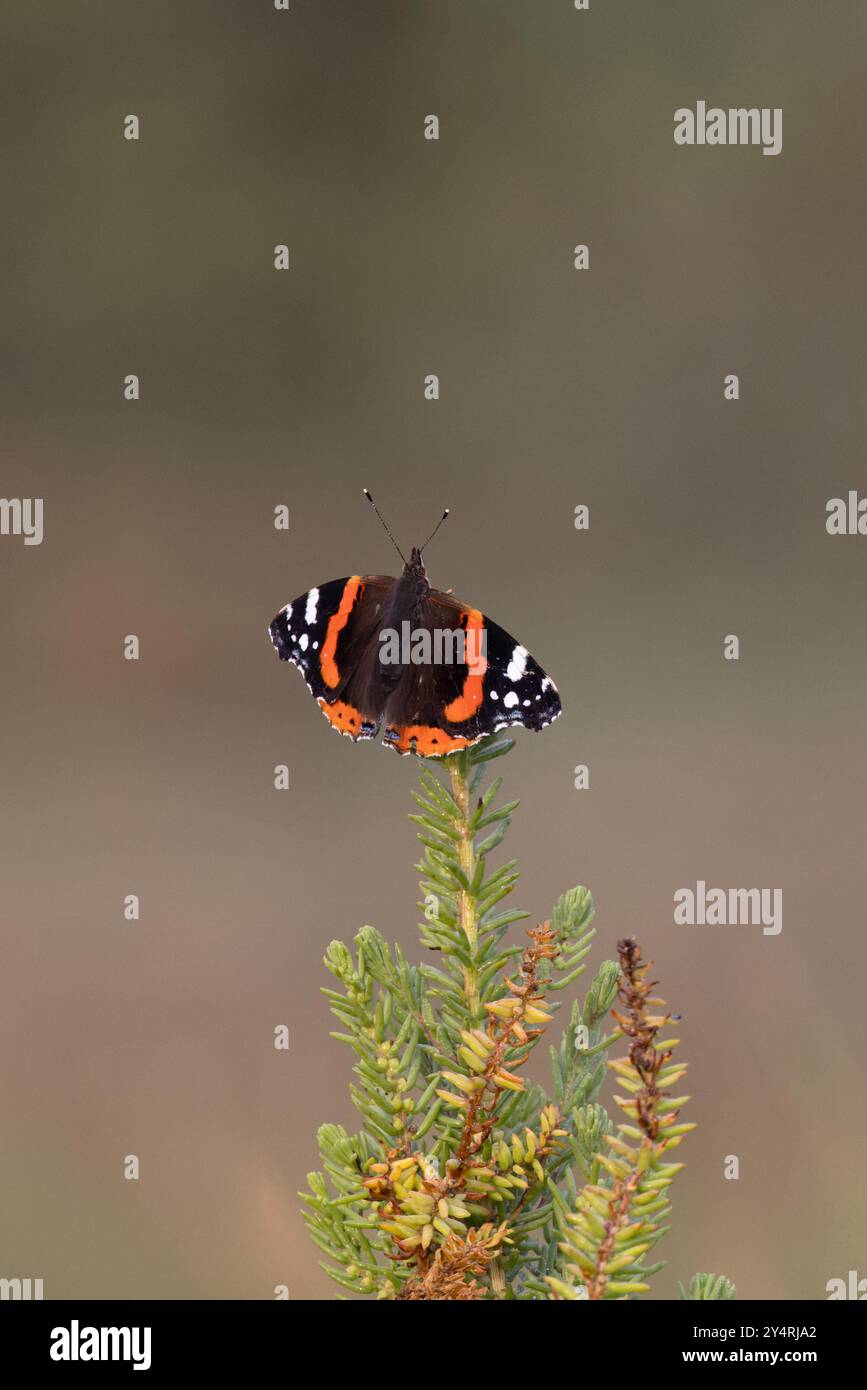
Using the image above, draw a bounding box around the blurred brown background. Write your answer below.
[1,1,865,1299]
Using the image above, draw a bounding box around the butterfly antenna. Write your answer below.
[420,508,450,553]
[363,488,406,564]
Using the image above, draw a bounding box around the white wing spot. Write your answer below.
[490,690,499,700]
[299,633,309,651]
[503,691,520,709]
[506,645,528,682]
[305,588,319,625]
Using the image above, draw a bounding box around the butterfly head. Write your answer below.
[407,545,427,578]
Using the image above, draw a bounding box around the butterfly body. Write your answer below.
[268,547,561,757]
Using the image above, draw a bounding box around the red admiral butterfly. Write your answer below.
[268,492,562,757]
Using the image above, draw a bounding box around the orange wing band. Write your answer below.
[320,577,363,689]
[319,699,365,736]
[443,608,487,723]
[386,724,475,756]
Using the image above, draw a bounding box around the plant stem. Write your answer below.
[448,752,481,1023]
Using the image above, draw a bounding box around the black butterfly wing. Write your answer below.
[269,575,395,740]
[382,590,562,756]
